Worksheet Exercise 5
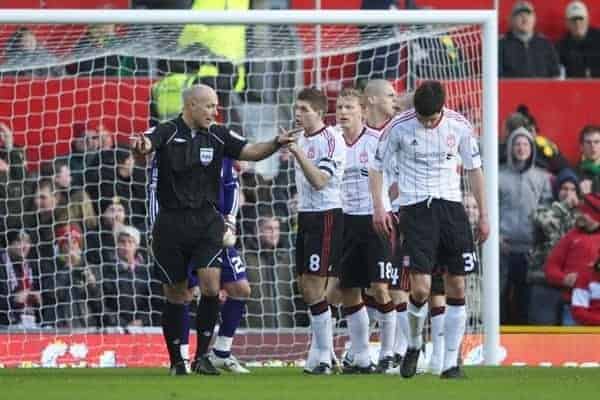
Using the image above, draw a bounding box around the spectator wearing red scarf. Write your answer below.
[545,194,600,325]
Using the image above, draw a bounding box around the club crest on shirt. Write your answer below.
[307,146,315,159]
[200,147,214,166]
[446,133,456,149]
[359,151,369,164]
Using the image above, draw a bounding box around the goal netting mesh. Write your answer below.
[0,20,483,367]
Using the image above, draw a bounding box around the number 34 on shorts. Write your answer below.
[462,252,478,272]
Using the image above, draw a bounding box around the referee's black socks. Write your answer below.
[162,301,186,366]
[195,295,220,360]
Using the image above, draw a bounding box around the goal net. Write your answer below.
[0,12,493,367]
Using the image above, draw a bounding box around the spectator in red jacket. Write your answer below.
[571,259,600,325]
[545,193,600,325]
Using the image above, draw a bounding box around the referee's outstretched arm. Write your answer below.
[132,85,297,162]
[131,124,297,162]
[238,127,297,161]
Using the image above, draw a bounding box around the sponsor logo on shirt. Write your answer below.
[415,151,447,159]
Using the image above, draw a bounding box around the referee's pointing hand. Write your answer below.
[277,127,301,148]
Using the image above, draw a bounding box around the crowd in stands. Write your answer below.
[1,1,600,80]
[1,0,600,330]
[499,1,600,78]
[0,114,299,329]
[499,105,600,325]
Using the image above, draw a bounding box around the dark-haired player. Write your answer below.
[369,80,489,379]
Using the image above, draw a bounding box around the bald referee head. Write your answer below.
[182,84,219,130]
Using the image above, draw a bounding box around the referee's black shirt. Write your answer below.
[146,115,247,210]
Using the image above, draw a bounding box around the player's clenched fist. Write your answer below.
[130,135,152,156]
[222,215,237,248]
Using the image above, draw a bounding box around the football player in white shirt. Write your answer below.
[369,81,489,379]
[360,80,400,373]
[390,89,446,376]
[287,88,346,375]
[388,92,412,372]
[335,88,385,373]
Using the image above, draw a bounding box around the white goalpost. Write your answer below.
[0,8,499,367]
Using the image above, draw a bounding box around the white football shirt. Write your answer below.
[342,123,393,215]
[372,108,481,206]
[390,162,401,212]
[296,126,346,212]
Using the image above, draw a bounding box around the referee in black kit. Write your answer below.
[131,84,296,375]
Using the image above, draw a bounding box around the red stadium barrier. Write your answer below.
[0,77,153,170]
[0,77,595,169]
[0,333,168,368]
[0,0,128,9]
[1,332,599,367]
[499,79,600,167]
[463,332,600,366]
[0,332,311,368]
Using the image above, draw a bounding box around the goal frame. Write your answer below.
[0,8,500,365]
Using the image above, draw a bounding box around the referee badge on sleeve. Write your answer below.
[200,148,214,166]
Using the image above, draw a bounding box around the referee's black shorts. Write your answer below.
[397,198,477,277]
[152,204,224,285]
[295,209,343,277]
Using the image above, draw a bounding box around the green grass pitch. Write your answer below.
[1,367,598,400]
